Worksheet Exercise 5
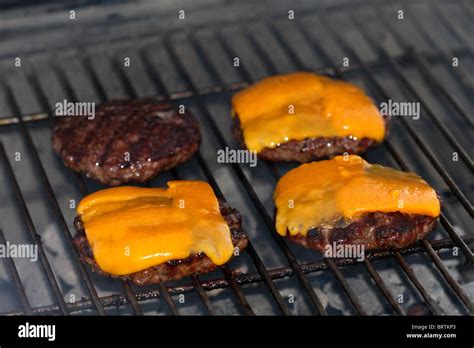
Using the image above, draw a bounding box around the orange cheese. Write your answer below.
[77,181,234,275]
[274,155,440,236]
[232,72,385,152]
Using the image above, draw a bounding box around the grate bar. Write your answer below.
[2,42,470,128]
[191,276,215,315]
[406,3,472,56]
[394,252,445,315]
[244,242,292,315]
[0,5,471,317]
[241,24,371,315]
[140,51,264,315]
[110,48,260,316]
[319,10,474,217]
[73,55,183,316]
[410,52,474,128]
[112,51,248,315]
[158,284,180,315]
[409,1,474,95]
[383,141,474,314]
[192,31,328,315]
[0,228,33,315]
[366,64,473,266]
[386,54,472,167]
[352,86,473,264]
[0,87,246,127]
[197,152,291,315]
[352,65,474,261]
[289,14,474,312]
[184,33,328,315]
[112,56,139,98]
[384,140,473,263]
[23,62,57,120]
[73,172,88,196]
[54,59,168,315]
[376,3,474,96]
[268,160,401,315]
[360,39,472,167]
[363,259,405,315]
[421,240,474,315]
[374,5,474,128]
[2,234,471,316]
[0,82,106,315]
[121,280,144,315]
[78,50,109,102]
[74,173,144,315]
[0,141,69,315]
[309,17,474,263]
[169,168,212,315]
[139,46,292,315]
[308,14,474,219]
[261,21,409,315]
[325,259,367,315]
[195,153,285,315]
[45,61,148,315]
[221,264,255,315]
[265,159,368,315]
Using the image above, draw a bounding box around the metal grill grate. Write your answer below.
[0,1,472,316]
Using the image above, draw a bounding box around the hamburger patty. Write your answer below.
[285,211,437,253]
[232,115,391,162]
[73,201,248,286]
[52,99,201,185]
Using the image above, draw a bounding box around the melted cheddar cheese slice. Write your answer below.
[274,155,440,236]
[232,72,385,153]
[77,181,234,275]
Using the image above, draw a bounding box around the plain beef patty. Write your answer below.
[73,201,248,286]
[52,98,201,185]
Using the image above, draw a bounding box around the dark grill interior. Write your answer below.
[0,0,472,315]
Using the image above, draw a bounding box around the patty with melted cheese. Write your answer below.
[73,181,247,285]
[273,155,440,252]
[232,72,389,162]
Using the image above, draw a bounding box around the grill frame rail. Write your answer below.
[0,2,472,316]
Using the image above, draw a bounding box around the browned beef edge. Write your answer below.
[282,211,437,253]
[73,200,248,286]
[232,114,391,162]
[52,99,201,186]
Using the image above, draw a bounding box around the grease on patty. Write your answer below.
[232,72,387,161]
[52,98,201,185]
[274,155,440,252]
[73,181,248,285]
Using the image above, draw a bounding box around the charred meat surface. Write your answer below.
[286,211,437,252]
[273,155,440,254]
[52,99,201,185]
[232,115,391,162]
[73,201,248,285]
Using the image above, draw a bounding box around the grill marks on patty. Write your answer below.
[232,114,391,162]
[73,201,248,286]
[52,99,201,185]
[286,211,437,252]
